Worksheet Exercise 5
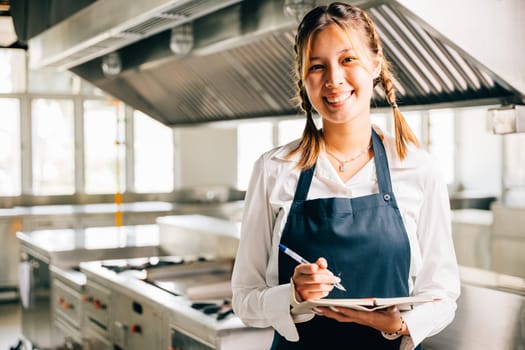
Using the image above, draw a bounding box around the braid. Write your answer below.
[361,9,419,159]
[289,2,419,167]
[288,83,323,169]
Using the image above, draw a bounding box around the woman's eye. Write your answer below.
[308,64,324,71]
[342,57,355,63]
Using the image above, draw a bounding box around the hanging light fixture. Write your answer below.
[101,52,122,78]
[284,0,316,23]
[170,22,194,56]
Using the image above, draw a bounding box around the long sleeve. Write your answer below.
[399,159,461,349]
[231,155,301,341]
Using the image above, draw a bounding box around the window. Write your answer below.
[0,49,26,93]
[278,119,305,145]
[237,121,274,190]
[134,110,174,193]
[0,98,21,195]
[84,100,125,194]
[32,99,75,195]
[403,111,423,142]
[428,109,455,184]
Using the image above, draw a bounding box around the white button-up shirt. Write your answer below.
[232,129,460,350]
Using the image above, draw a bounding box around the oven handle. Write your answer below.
[18,259,36,309]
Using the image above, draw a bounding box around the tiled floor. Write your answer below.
[0,302,22,350]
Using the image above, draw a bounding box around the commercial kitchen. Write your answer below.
[0,0,524,349]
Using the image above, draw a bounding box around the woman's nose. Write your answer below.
[325,65,344,88]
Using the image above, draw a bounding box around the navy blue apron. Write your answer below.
[272,129,421,349]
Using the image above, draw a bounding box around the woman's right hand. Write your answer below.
[292,257,340,300]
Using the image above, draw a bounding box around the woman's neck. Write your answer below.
[322,120,372,154]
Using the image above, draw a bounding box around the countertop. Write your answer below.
[17,224,161,267]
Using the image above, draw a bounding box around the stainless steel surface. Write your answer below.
[451,210,492,270]
[28,0,244,70]
[17,224,162,349]
[422,283,525,350]
[0,216,20,301]
[489,105,525,134]
[20,252,54,349]
[32,0,518,127]
[157,215,240,259]
[80,256,274,350]
[491,203,525,279]
[50,265,86,350]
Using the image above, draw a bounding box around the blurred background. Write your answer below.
[0,1,523,349]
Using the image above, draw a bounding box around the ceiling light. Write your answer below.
[101,52,122,78]
[283,0,315,22]
[0,16,17,47]
[170,23,193,56]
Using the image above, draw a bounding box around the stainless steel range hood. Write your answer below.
[27,0,525,126]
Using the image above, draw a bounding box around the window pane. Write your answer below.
[237,122,274,190]
[134,111,174,193]
[0,98,21,195]
[403,111,423,142]
[371,112,389,133]
[32,99,75,195]
[0,49,26,93]
[278,119,304,145]
[84,100,125,194]
[429,109,455,184]
[29,69,107,96]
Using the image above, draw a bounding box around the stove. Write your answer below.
[80,256,273,350]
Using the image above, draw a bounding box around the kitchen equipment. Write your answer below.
[80,256,274,350]
[17,224,160,349]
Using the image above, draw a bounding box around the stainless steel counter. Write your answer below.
[80,259,273,350]
[17,224,160,268]
[422,283,524,349]
[17,224,163,349]
[0,201,179,302]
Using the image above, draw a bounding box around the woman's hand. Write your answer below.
[313,305,408,335]
[292,258,341,301]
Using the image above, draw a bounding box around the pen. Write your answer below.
[279,243,347,292]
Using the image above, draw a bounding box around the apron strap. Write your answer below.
[293,164,316,201]
[371,129,398,207]
[293,129,397,206]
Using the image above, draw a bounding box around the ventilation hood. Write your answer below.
[26,0,525,126]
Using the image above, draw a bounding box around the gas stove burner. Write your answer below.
[191,299,234,320]
[142,258,234,301]
[101,256,187,273]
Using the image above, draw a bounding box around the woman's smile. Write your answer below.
[304,24,379,125]
[324,90,354,105]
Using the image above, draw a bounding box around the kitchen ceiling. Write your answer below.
[20,0,525,126]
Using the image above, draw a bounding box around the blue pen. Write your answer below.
[279,243,347,292]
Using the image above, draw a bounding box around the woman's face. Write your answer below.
[303,24,380,126]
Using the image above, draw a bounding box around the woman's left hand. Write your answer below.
[313,305,407,335]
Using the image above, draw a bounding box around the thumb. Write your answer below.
[315,257,328,270]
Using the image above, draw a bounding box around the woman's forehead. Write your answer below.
[307,24,367,56]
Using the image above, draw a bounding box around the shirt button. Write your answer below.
[383,193,391,201]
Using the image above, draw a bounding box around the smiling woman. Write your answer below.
[231,3,460,350]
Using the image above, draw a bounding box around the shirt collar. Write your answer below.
[271,126,422,170]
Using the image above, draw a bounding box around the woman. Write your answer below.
[231,2,460,349]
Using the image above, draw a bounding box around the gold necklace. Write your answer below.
[325,144,372,172]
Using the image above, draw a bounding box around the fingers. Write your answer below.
[292,259,340,300]
[317,306,405,334]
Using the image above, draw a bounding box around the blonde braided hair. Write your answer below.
[289,2,419,169]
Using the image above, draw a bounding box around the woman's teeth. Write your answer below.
[325,92,352,104]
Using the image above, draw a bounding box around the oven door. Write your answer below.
[170,326,215,350]
[19,252,55,349]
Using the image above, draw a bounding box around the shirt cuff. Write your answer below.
[290,279,315,323]
[262,283,300,341]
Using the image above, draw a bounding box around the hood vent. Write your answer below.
[29,0,524,126]
[28,0,243,70]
